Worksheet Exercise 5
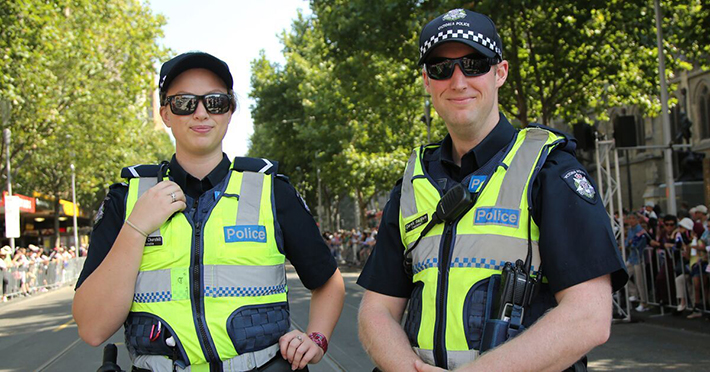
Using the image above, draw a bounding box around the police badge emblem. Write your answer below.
[443,9,467,21]
[561,169,596,203]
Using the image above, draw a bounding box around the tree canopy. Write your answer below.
[0,0,173,226]
[250,0,709,227]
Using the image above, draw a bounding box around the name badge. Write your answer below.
[145,236,163,246]
[474,207,520,227]
[224,225,267,243]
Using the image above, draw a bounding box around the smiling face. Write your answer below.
[422,42,508,141]
[160,68,232,159]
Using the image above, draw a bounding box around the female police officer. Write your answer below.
[73,52,344,371]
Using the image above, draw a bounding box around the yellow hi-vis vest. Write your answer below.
[123,158,288,372]
[399,128,565,370]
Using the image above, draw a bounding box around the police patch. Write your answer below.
[562,169,596,203]
[94,197,108,226]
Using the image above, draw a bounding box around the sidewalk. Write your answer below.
[624,305,710,334]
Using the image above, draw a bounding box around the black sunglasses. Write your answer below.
[425,54,500,80]
[164,93,233,115]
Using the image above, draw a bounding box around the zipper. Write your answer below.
[433,222,455,368]
[191,202,218,364]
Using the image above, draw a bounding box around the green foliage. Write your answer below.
[249,0,708,225]
[0,0,172,215]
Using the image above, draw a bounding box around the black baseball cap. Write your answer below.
[418,9,503,65]
[159,52,233,93]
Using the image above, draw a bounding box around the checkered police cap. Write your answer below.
[159,51,233,94]
[418,9,503,65]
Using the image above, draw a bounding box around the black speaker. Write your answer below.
[572,123,595,151]
[613,116,637,148]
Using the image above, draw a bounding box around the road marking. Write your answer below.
[36,337,83,371]
[53,318,75,332]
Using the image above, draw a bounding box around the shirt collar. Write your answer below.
[169,153,231,199]
[439,113,516,177]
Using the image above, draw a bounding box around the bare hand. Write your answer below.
[127,180,186,234]
[279,330,324,370]
[414,360,447,372]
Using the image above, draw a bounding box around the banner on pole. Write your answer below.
[4,194,20,238]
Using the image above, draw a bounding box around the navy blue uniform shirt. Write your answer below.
[358,114,628,321]
[77,154,336,290]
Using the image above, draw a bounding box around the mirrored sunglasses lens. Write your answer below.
[427,61,454,80]
[204,94,230,114]
[172,95,197,114]
[461,58,490,76]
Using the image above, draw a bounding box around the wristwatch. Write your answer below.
[308,332,328,353]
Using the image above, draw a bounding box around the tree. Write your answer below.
[0,0,173,245]
[250,0,709,227]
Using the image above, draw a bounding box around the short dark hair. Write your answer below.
[663,215,678,224]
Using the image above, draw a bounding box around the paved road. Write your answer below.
[1,267,709,371]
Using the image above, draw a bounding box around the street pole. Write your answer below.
[70,163,79,252]
[655,0,677,215]
[3,128,14,251]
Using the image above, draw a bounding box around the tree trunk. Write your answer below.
[356,187,368,230]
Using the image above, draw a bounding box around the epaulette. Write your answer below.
[109,182,128,190]
[120,164,162,179]
[232,157,278,175]
[275,174,290,183]
[526,123,577,154]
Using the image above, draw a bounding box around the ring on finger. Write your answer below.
[170,192,176,203]
[296,335,303,341]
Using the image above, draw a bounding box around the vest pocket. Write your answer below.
[226,302,290,354]
[462,277,495,350]
[124,313,188,365]
[404,282,424,347]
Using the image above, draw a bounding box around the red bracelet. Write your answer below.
[308,332,328,353]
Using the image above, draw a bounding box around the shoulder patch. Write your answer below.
[94,197,109,226]
[232,157,278,175]
[120,164,161,179]
[561,169,596,204]
[295,189,311,213]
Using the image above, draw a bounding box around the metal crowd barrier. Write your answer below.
[631,246,709,316]
[1,257,86,300]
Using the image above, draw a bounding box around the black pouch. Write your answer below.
[479,275,526,353]
[124,313,188,365]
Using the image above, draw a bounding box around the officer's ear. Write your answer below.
[422,67,432,94]
[494,60,509,89]
[160,105,172,128]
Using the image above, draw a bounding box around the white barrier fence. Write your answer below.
[1,257,85,300]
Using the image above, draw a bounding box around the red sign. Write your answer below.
[2,191,36,213]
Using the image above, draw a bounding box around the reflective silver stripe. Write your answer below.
[134,269,172,303]
[413,348,479,370]
[236,171,264,225]
[136,177,162,237]
[451,234,540,273]
[410,235,441,274]
[203,264,286,298]
[401,149,419,219]
[131,343,280,372]
[134,265,286,302]
[411,234,540,274]
[496,129,550,209]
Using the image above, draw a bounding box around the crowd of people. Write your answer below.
[322,228,378,266]
[623,201,710,320]
[0,243,85,302]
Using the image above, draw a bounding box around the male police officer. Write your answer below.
[73,52,344,371]
[357,9,627,372]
